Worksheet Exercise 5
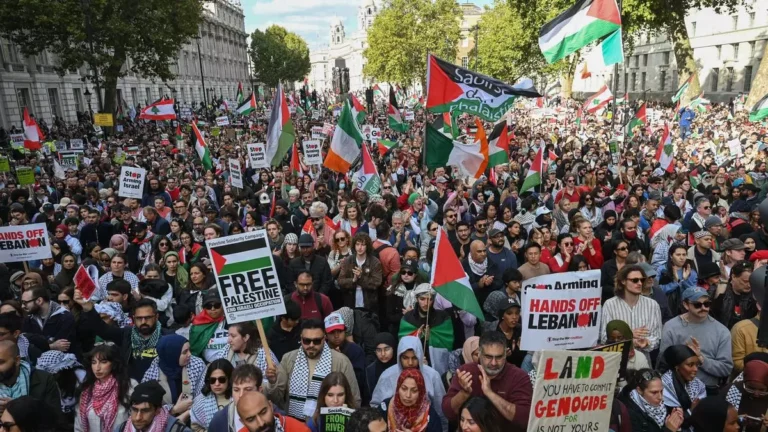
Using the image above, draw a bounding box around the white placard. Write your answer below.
[0,223,52,263]
[229,158,243,188]
[118,166,146,199]
[216,116,230,126]
[69,138,84,150]
[311,126,325,140]
[405,110,415,121]
[728,138,743,157]
[302,140,323,165]
[247,143,270,169]
[9,134,24,148]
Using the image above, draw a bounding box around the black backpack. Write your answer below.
[372,243,394,259]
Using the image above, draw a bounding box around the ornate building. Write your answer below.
[0,0,249,129]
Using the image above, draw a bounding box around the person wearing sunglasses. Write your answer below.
[687,197,713,246]
[658,286,732,395]
[191,359,234,431]
[188,291,227,363]
[617,368,684,432]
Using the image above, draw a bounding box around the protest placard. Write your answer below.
[405,110,415,121]
[119,166,146,199]
[0,157,9,173]
[247,143,270,169]
[311,126,325,140]
[9,134,24,149]
[727,138,743,157]
[206,230,286,323]
[16,167,34,186]
[369,127,380,144]
[0,223,52,263]
[320,407,355,432]
[229,159,243,188]
[521,270,602,351]
[528,350,620,432]
[69,138,84,150]
[93,113,114,127]
[323,122,335,136]
[160,134,170,145]
[116,125,124,133]
[216,116,230,127]
[587,340,632,381]
[312,110,322,120]
[303,140,323,165]
[211,127,221,137]
[60,154,79,170]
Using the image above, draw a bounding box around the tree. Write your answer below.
[0,0,203,117]
[250,25,310,88]
[364,0,461,88]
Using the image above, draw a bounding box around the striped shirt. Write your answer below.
[600,294,662,354]
[93,271,140,302]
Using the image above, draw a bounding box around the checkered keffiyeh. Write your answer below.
[287,344,333,419]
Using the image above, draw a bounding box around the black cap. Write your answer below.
[203,290,221,306]
[205,205,218,214]
[401,259,418,273]
[130,380,166,407]
[43,203,54,212]
[698,262,721,280]
[135,222,148,231]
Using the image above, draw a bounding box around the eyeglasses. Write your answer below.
[615,247,629,252]
[625,278,643,284]
[209,376,228,385]
[689,300,712,309]
[302,337,324,345]
[476,224,487,229]
[383,186,391,189]
[429,227,438,232]
[21,297,39,306]
[400,270,415,276]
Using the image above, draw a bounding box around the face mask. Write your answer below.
[624,230,637,240]
[339,183,346,190]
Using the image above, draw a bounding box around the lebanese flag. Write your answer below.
[431,228,484,320]
[23,108,43,151]
[139,98,176,120]
[582,84,613,113]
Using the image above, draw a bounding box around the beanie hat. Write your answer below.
[408,193,420,206]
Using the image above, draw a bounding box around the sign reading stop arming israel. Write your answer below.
[206,230,286,323]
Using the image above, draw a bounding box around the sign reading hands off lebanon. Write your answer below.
[0,223,52,262]
[206,230,286,323]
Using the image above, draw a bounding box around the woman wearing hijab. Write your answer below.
[605,320,650,389]
[40,257,61,281]
[686,397,740,432]
[99,248,118,272]
[366,333,397,395]
[109,234,129,254]
[661,345,707,418]
[54,252,78,289]
[444,336,479,387]
[723,356,768,432]
[380,368,442,432]
[618,368,684,432]
[595,209,618,245]
[141,334,206,424]
[162,250,188,296]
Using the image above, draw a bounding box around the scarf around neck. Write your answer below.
[0,360,30,399]
[79,375,119,432]
[468,257,488,276]
[131,322,162,358]
[388,368,431,432]
[629,388,666,428]
[122,406,170,432]
[288,344,333,419]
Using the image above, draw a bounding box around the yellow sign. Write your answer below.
[93,113,114,127]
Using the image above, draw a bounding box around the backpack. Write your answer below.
[372,243,394,260]
[313,291,326,317]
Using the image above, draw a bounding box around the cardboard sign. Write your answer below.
[587,340,632,381]
[528,350,620,432]
[320,407,355,432]
[60,154,79,170]
[118,166,146,199]
[69,139,84,150]
[247,143,269,169]
[229,158,243,188]
[206,230,287,323]
[216,116,230,126]
[160,134,170,145]
[16,167,34,186]
[311,126,325,140]
[405,110,415,121]
[211,127,221,137]
[0,223,52,263]
[93,113,114,127]
[302,140,323,165]
[312,110,322,120]
[521,270,602,351]
[0,157,10,173]
[10,134,24,149]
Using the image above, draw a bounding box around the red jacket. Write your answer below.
[572,237,604,269]
[290,291,333,321]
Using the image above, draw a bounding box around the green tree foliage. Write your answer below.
[0,0,203,116]
[364,0,461,88]
[250,25,310,88]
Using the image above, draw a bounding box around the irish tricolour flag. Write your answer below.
[139,98,176,121]
[539,0,621,64]
[324,100,363,173]
[750,94,768,122]
[431,228,484,321]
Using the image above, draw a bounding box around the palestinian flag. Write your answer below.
[377,139,399,157]
[350,93,367,124]
[425,55,540,122]
[236,82,244,104]
[175,125,183,142]
[654,123,674,173]
[266,84,296,166]
[690,94,711,113]
[489,121,510,156]
[673,101,681,122]
[191,123,213,171]
[430,227,484,320]
[139,98,176,120]
[257,86,265,100]
[373,84,385,100]
[399,308,454,360]
[576,106,583,129]
[22,108,43,151]
[538,0,621,64]
[236,93,257,115]
[625,103,646,138]
[425,123,485,178]
[352,144,381,194]
[210,236,271,277]
[520,147,545,193]
[289,142,302,177]
[750,94,768,122]
[616,92,628,106]
[483,120,509,169]
[296,105,306,117]
[324,101,362,173]
[388,86,409,133]
[672,75,693,103]
[689,167,701,189]
[583,84,613,113]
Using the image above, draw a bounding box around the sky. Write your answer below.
[241,0,494,50]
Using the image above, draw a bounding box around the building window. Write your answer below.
[732,15,738,30]
[660,71,666,91]
[726,67,734,92]
[73,88,83,113]
[16,88,32,115]
[631,72,636,91]
[461,56,468,68]
[711,68,719,92]
[662,51,670,64]
[691,22,697,36]
[642,54,648,66]
[623,73,628,91]
[633,56,638,67]
[716,45,722,59]
[750,12,756,27]
[131,88,138,106]
[641,72,646,90]
[1,39,19,63]
[48,88,61,118]
[745,65,753,91]
[733,43,739,59]
[145,88,151,104]
[462,37,469,48]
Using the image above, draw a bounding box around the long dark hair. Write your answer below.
[201,358,234,398]
[229,321,261,355]
[312,372,357,424]
[458,397,503,432]
[78,344,132,408]
[6,396,57,432]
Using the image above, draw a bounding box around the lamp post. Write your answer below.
[84,88,93,118]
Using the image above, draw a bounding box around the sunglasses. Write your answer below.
[476,224,487,229]
[302,337,324,346]
[209,376,228,385]
[625,277,643,284]
[615,247,628,252]
[334,237,346,242]
[204,302,222,310]
[689,300,712,309]
[400,270,415,276]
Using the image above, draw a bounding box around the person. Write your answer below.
[94,254,140,302]
[605,320,650,379]
[686,396,740,432]
[617,369,684,432]
[288,234,334,296]
[457,397,504,432]
[0,340,61,423]
[486,228,517,273]
[462,240,503,308]
[75,343,132,432]
[572,219,604,269]
[658,286,733,393]
[35,350,84,426]
[220,321,279,375]
[600,239,630,301]
[289,271,333,320]
[190,359,234,432]
[1,396,58,432]
[307,372,358,432]
[731,270,768,374]
[722,356,768,431]
[236,391,311,432]
[712,260,757,330]
[207,364,264,432]
[661,345,708,416]
[366,333,397,398]
[324,312,367,400]
[379,368,442,432]
[443,331,532,431]
[337,232,384,311]
[188,290,227,362]
[346,407,387,432]
[0,311,43,365]
[141,334,206,422]
[657,245,698,313]
[482,291,525,367]
[263,318,361,419]
[689,230,721,274]
[115,379,192,432]
[600,265,662,362]
[20,285,77,354]
[398,284,453,375]
[266,300,302,362]
[516,243,550,281]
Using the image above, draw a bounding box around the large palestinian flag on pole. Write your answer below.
[191,123,213,171]
[388,86,409,133]
[350,93,367,124]
[520,147,544,193]
[538,0,622,64]
[750,94,768,122]
[426,55,541,122]
[672,75,693,103]
[236,82,244,104]
[625,103,646,137]
[352,144,381,195]
[654,123,675,173]
[266,84,296,166]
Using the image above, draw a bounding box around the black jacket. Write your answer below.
[288,255,333,295]
[79,222,115,249]
[266,324,300,362]
[461,258,503,307]
[28,368,64,431]
[22,303,80,358]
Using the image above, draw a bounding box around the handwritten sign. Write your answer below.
[16,167,34,186]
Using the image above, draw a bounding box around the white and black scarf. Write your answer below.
[630,389,666,428]
[468,257,488,276]
[287,344,332,420]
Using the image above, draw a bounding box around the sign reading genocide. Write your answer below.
[521,270,602,351]
[206,230,286,323]
[320,406,355,432]
[302,140,323,165]
[247,143,269,169]
[528,350,620,432]
[118,166,146,199]
[0,223,52,263]
[229,159,243,188]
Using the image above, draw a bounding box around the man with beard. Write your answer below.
[75,294,173,381]
[462,240,503,307]
[450,221,472,260]
[20,286,78,356]
[0,340,61,420]
[116,204,138,240]
[487,228,517,274]
[288,235,333,296]
[79,207,114,249]
[303,202,335,255]
[237,391,310,432]
[263,319,360,419]
[117,380,191,432]
[442,331,533,431]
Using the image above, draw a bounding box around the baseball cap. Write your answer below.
[9,203,24,213]
[401,259,418,273]
[298,234,314,247]
[488,228,503,238]
[135,222,148,231]
[203,290,221,306]
[483,290,520,320]
[697,262,721,280]
[722,238,746,251]
[205,205,218,214]
[324,312,345,332]
[682,286,710,302]
[637,262,657,278]
[535,207,552,217]
[42,203,54,212]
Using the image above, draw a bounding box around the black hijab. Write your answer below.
[372,332,397,383]
[53,253,77,288]
[686,396,731,432]
[663,344,697,411]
